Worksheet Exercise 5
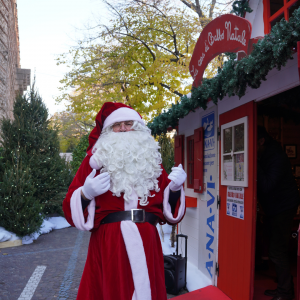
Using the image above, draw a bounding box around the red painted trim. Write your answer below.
[298,41,300,81]
[186,196,197,208]
[263,0,270,34]
[193,127,204,193]
[264,0,299,34]
[218,101,256,300]
[269,8,285,22]
[250,102,258,298]
[174,135,185,169]
[186,135,194,189]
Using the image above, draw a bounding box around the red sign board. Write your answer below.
[190,14,252,87]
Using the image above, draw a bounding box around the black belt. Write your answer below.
[100,209,159,226]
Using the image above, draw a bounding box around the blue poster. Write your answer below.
[202,111,215,151]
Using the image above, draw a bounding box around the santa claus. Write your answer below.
[63,102,186,300]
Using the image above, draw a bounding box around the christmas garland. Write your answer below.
[148,8,300,136]
[231,0,253,17]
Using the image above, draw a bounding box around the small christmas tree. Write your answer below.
[158,133,175,175]
[0,157,43,237]
[70,133,89,174]
[0,86,73,222]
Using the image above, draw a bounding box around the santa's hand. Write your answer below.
[82,169,110,200]
[168,164,187,191]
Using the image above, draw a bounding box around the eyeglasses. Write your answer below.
[112,121,134,131]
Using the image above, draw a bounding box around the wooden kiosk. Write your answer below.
[149,2,300,300]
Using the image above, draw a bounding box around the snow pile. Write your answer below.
[0,216,71,245]
[157,223,211,292]
[157,223,176,254]
[0,227,19,242]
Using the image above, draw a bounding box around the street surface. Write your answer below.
[0,227,188,299]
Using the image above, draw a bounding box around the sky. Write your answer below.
[17,0,109,116]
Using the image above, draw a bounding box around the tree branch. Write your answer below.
[179,0,208,28]
[135,60,146,70]
[159,83,183,97]
[179,0,197,11]
[209,0,217,18]
[116,31,156,62]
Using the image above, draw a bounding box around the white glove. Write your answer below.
[168,164,187,191]
[89,155,102,170]
[82,169,110,200]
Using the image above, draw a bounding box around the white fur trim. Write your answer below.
[103,107,144,130]
[121,221,151,300]
[163,183,185,224]
[70,187,95,231]
[124,189,139,210]
[132,291,137,300]
[89,155,102,170]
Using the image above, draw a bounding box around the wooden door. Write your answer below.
[217,101,257,300]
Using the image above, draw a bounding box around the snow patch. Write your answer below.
[0,216,71,245]
[48,216,71,230]
[0,227,19,242]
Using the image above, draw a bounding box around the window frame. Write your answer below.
[263,0,299,34]
[221,116,248,187]
[186,134,194,189]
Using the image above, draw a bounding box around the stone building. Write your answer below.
[0,0,30,120]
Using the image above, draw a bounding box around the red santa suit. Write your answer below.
[62,102,186,300]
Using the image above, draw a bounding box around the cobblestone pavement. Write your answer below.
[0,227,188,300]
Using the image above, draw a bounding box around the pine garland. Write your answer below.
[148,8,300,136]
[231,0,253,17]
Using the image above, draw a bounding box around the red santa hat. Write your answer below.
[86,102,144,156]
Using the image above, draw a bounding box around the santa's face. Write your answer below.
[111,120,134,132]
[92,121,162,206]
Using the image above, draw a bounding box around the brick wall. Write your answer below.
[0,0,30,121]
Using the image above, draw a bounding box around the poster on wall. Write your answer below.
[226,186,244,220]
[223,157,233,181]
[235,153,244,181]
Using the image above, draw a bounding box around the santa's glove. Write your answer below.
[89,155,103,170]
[168,164,187,191]
[82,169,110,200]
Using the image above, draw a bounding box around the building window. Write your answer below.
[264,0,300,34]
[187,135,194,189]
[221,117,248,187]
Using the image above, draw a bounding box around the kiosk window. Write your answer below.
[264,0,299,34]
[221,117,248,187]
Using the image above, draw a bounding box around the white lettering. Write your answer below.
[207,29,224,46]
[193,69,198,79]
[225,21,246,46]
[198,53,205,66]
[205,41,210,53]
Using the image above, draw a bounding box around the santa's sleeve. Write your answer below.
[161,167,186,225]
[62,155,96,231]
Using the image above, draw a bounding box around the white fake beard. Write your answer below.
[92,130,162,206]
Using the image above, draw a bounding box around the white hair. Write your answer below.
[92,121,162,206]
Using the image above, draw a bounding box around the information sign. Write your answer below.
[226,186,244,220]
